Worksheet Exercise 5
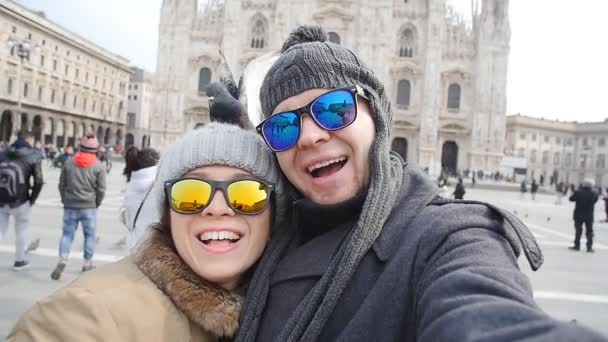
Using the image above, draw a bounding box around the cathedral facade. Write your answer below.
[151,0,510,175]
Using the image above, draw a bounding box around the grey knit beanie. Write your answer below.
[150,122,287,224]
[239,26,404,341]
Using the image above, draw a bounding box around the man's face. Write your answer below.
[65,146,74,154]
[272,88,375,205]
[25,136,34,146]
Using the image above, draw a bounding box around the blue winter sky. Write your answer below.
[15,0,608,123]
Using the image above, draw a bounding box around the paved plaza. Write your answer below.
[1,163,607,338]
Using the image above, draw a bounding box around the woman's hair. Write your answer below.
[123,146,160,182]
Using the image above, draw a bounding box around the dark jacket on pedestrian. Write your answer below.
[59,152,106,208]
[0,141,44,208]
[569,186,598,222]
[453,182,465,199]
[243,167,606,341]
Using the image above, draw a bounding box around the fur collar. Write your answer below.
[133,229,243,338]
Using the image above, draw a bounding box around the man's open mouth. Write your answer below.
[307,157,348,178]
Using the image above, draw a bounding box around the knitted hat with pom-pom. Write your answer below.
[240,25,404,342]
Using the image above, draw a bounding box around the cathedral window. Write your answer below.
[554,152,560,166]
[251,19,266,49]
[398,28,415,58]
[327,32,341,45]
[391,137,408,162]
[396,79,411,108]
[542,151,549,165]
[447,83,461,111]
[198,67,212,94]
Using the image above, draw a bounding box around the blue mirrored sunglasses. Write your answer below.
[256,85,368,152]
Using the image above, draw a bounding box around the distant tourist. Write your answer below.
[0,131,44,270]
[51,133,106,279]
[520,179,527,199]
[530,178,539,200]
[568,179,598,253]
[453,177,466,200]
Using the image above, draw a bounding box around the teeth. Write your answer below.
[199,231,240,241]
[308,157,346,173]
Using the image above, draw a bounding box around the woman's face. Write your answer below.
[170,165,272,290]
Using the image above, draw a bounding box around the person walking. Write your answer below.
[520,179,527,199]
[121,146,160,250]
[236,25,606,341]
[51,133,106,279]
[531,178,539,200]
[453,177,466,200]
[555,182,564,205]
[0,131,44,270]
[568,179,599,253]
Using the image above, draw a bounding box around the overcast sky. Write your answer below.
[15,0,608,123]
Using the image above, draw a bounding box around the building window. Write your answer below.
[83,98,87,111]
[530,150,537,163]
[544,136,549,143]
[134,95,138,100]
[62,92,67,106]
[75,68,79,79]
[599,137,606,147]
[597,154,606,169]
[53,60,57,71]
[127,113,136,129]
[327,32,341,45]
[38,86,43,101]
[65,65,69,76]
[40,55,45,67]
[73,95,77,108]
[92,101,96,112]
[7,79,13,95]
[556,137,561,144]
[28,33,32,39]
[579,155,587,168]
[532,133,537,141]
[447,83,461,111]
[198,67,212,94]
[553,152,560,166]
[134,84,138,90]
[23,82,28,98]
[251,18,267,48]
[542,151,549,165]
[12,26,16,34]
[85,72,89,82]
[51,89,55,103]
[517,148,525,158]
[519,132,526,140]
[398,28,415,57]
[565,153,572,166]
[101,103,105,115]
[128,95,131,100]
[396,79,411,108]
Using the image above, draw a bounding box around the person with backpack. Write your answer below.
[0,131,44,270]
[51,133,106,280]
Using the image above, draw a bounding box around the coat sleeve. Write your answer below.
[29,159,44,205]
[6,287,122,342]
[58,166,66,203]
[95,165,106,208]
[415,227,607,342]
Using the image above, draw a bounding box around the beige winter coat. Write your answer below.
[7,231,242,342]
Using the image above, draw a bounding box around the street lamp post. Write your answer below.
[7,38,38,134]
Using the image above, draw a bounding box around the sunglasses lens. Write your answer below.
[262,112,300,151]
[312,89,356,130]
[170,179,212,213]
[226,180,270,214]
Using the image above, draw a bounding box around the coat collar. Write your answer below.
[371,167,440,261]
[133,229,243,338]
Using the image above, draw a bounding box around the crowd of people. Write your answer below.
[3,26,607,341]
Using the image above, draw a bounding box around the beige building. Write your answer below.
[152,0,510,175]
[0,0,130,148]
[126,66,155,148]
[505,114,608,187]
